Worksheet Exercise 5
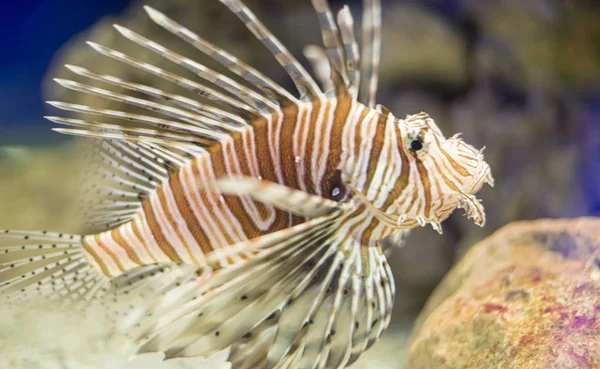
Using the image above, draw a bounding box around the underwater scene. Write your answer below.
[1,0,599,368]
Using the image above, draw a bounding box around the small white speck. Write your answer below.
[219,196,225,203]
[332,187,340,197]
[257,176,263,180]
[295,156,301,163]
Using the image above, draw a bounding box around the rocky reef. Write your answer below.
[406,218,600,369]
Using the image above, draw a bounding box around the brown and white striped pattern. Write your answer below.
[83,99,491,277]
[82,96,355,276]
[45,0,492,278]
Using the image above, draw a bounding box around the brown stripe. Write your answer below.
[279,103,302,190]
[156,186,199,264]
[208,141,267,239]
[403,189,419,215]
[430,155,460,192]
[191,157,239,246]
[94,234,125,273]
[266,110,283,182]
[202,144,257,238]
[339,206,369,246]
[415,160,432,218]
[277,103,306,228]
[170,166,215,255]
[439,147,470,177]
[302,99,323,195]
[81,237,110,276]
[263,110,298,228]
[359,217,379,247]
[203,141,254,243]
[435,196,447,214]
[322,96,353,192]
[210,137,291,238]
[427,161,445,219]
[363,111,388,190]
[141,196,183,263]
[131,220,158,263]
[251,112,297,230]
[382,125,411,209]
[223,131,273,226]
[250,115,278,185]
[457,153,478,163]
[353,107,371,166]
[432,136,463,185]
[313,100,334,197]
[111,228,143,265]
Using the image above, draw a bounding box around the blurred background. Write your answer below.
[1,0,599,368]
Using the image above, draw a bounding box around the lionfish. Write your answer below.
[0,0,493,367]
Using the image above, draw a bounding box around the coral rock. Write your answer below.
[405,218,600,369]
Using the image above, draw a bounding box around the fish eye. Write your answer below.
[410,139,423,152]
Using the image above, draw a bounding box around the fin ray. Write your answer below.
[220,0,324,100]
[85,41,258,116]
[53,78,241,135]
[211,176,343,219]
[311,0,349,86]
[337,6,361,99]
[359,0,382,108]
[143,6,297,106]
[109,182,393,368]
[0,231,109,304]
[303,45,334,93]
[64,64,245,125]
[113,24,276,112]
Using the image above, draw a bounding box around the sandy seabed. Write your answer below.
[0,303,409,369]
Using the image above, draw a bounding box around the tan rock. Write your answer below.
[405,218,600,369]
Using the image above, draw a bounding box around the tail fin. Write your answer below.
[0,230,110,305]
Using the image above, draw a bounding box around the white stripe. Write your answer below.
[422,159,442,219]
[376,117,404,210]
[293,102,313,193]
[221,136,276,230]
[367,114,394,202]
[303,98,327,194]
[353,109,378,191]
[160,183,202,264]
[101,232,138,270]
[147,189,187,261]
[312,98,337,196]
[183,159,231,249]
[409,161,426,216]
[121,222,154,264]
[267,111,285,184]
[340,102,362,176]
[82,235,120,276]
[337,208,370,248]
[369,221,392,248]
[181,158,245,253]
[135,214,164,262]
[81,241,104,275]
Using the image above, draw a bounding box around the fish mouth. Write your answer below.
[404,163,494,232]
[457,162,493,227]
[468,162,495,194]
[374,160,495,234]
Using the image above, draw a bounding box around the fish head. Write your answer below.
[393,112,494,230]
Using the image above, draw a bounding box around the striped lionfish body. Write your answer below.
[84,96,370,276]
[1,1,493,368]
[85,97,492,277]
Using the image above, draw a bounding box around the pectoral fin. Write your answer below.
[211,176,344,218]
